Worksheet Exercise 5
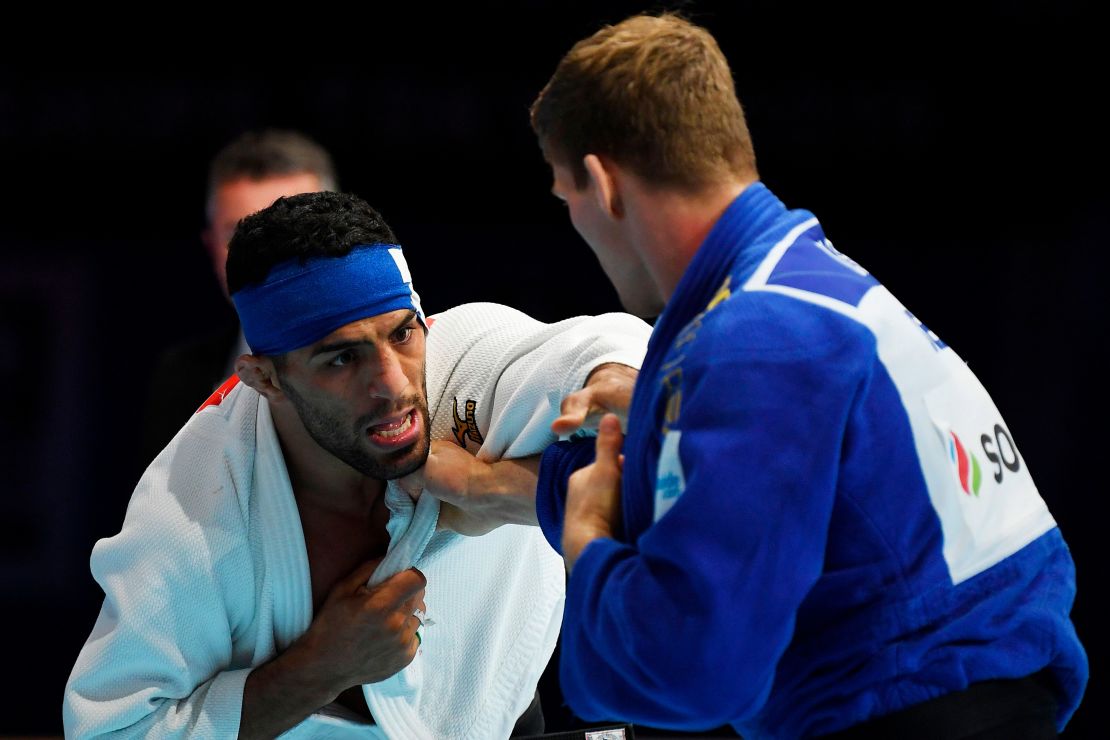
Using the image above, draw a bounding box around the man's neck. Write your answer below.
[270,402,385,516]
[627,178,754,304]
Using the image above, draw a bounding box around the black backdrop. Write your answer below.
[1,2,1104,736]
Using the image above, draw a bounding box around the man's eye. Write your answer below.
[391,327,415,344]
[328,350,355,367]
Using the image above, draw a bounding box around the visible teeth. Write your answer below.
[374,413,412,438]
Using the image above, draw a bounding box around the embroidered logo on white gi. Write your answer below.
[654,431,686,522]
[452,397,484,449]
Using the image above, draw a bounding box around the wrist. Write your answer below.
[276,634,346,706]
[562,522,610,574]
[240,644,338,740]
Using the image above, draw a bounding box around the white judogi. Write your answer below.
[63,303,651,739]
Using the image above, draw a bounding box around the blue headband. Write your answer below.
[231,243,425,355]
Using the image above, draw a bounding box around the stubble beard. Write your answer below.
[284,374,432,481]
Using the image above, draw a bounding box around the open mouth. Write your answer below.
[366,409,420,449]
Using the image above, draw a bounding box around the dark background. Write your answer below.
[0,2,1104,736]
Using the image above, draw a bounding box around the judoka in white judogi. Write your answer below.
[64,302,650,739]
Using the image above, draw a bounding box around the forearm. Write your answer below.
[423,447,544,535]
[239,643,338,740]
[470,455,541,526]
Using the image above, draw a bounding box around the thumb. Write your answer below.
[593,413,624,470]
[397,468,425,501]
[332,557,386,597]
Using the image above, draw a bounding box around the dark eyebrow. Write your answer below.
[309,311,418,358]
[310,339,367,359]
[393,310,418,331]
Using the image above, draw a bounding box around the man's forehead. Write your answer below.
[312,309,417,346]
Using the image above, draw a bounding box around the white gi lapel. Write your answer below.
[252,393,313,651]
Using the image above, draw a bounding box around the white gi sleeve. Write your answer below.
[424,302,652,460]
[63,447,255,739]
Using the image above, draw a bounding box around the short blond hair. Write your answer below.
[531,13,757,192]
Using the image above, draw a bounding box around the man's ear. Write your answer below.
[583,154,623,219]
[235,354,284,402]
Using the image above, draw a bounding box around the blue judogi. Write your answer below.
[537,183,1087,738]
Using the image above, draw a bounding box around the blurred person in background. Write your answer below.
[141,129,336,461]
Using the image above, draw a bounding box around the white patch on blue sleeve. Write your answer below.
[654,431,686,523]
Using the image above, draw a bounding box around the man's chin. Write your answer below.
[360,435,431,480]
[353,405,432,480]
[376,447,430,480]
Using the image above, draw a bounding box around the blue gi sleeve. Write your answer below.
[536,437,597,555]
[558,327,869,729]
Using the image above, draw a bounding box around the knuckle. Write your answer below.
[564,389,586,406]
[386,612,408,633]
[358,600,385,624]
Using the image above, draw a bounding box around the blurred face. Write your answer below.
[205,172,324,295]
[276,309,431,480]
[550,160,659,317]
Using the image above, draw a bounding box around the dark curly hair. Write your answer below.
[226,191,398,295]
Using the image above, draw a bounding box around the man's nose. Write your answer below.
[366,347,410,399]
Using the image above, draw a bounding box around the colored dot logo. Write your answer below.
[947,431,982,496]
